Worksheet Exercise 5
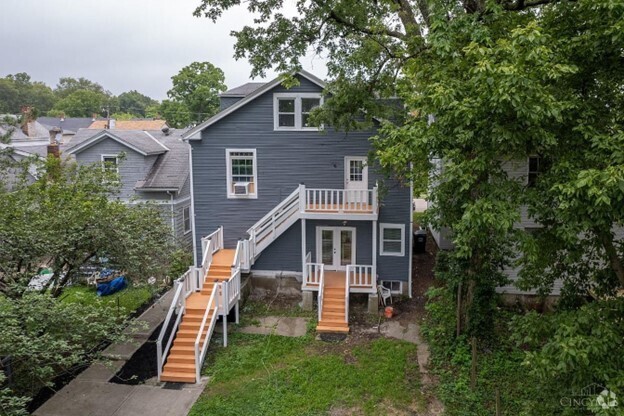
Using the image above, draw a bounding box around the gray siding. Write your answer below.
[191,75,411,281]
[74,139,157,200]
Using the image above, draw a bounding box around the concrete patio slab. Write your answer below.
[239,316,308,337]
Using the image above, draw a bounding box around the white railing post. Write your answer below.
[373,184,378,213]
[299,183,306,213]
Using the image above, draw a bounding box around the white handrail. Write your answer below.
[205,226,224,253]
[194,284,219,382]
[246,188,300,235]
[305,262,324,288]
[344,269,349,323]
[157,278,185,381]
[317,264,325,322]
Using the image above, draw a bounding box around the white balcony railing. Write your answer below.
[302,186,378,214]
[346,264,376,292]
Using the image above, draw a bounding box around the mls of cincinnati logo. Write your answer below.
[560,383,618,409]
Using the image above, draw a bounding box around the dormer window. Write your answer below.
[273,93,322,131]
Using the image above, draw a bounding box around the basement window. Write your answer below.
[381,280,403,295]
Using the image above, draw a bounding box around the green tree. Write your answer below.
[0,293,133,412]
[117,90,159,117]
[49,90,107,117]
[159,99,192,128]
[167,61,226,123]
[0,73,56,114]
[54,76,107,99]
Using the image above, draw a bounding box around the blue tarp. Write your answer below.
[96,276,127,297]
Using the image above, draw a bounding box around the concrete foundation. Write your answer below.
[302,291,314,311]
[367,294,379,314]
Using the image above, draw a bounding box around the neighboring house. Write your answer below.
[428,156,561,296]
[183,70,413,329]
[88,119,168,131]
[64,128,192,247]
[0,112,56,187]
[38,116,96,141]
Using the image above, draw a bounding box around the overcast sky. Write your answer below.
[0,0,327,100]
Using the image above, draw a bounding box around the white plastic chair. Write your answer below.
[377,284,392,307]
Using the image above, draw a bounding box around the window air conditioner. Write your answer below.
[233,182,250,195]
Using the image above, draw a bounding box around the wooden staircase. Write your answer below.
[160,249,235,383]
[316,271,349,333]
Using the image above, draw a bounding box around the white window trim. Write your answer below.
[225,148,258,199]
[379,223,406,257]
[273,92,323,131]
[101,154,119,174]
[381,280,403,295]
[182,206,191,234]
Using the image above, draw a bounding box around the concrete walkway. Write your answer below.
[239,316,308,337]
[366,320,445,416]
[34,289,207,416]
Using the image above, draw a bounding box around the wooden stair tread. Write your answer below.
[160,371,196,383]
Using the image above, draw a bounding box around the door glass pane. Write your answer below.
[350,160,364,182]
[340,230,352,266]
[321,230,333,265]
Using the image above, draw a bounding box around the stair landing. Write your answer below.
[161,248,236,383]
[316,271,349,334]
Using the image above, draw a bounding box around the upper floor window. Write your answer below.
[226,149,257,199]
[528,156,545,187]
[273,93,322,130]
[101,155,119,174]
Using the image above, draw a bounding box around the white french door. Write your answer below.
[316,227,356,271]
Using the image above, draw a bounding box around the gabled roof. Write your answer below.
[38,117,95,133]
[135,131,189,192]
[88,119,168,130]
[220,82,266,97]
[65,129,169,156]
[182,70,326,140]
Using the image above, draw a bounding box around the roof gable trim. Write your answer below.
[182,70,326,140]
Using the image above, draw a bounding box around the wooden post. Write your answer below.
[470,336,477,390]
[456,282,462,337]
[495,388,501,416]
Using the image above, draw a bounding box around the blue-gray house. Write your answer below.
[182,70,412,333]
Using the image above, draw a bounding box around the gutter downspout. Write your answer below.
[167,191,175,237]
[186,141,198,266]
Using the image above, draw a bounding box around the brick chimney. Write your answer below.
[20,106,35,136]
[47,127,62,158]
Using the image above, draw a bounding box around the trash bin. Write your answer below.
[413,229,427,254]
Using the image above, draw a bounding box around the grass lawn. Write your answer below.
[190,331,425,416]
[60,284,154,316]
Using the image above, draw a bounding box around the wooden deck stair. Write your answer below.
[160,249,235,383]
[316,271,349,334]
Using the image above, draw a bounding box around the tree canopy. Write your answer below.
[0,155,175,298]
[166,61,227,125]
